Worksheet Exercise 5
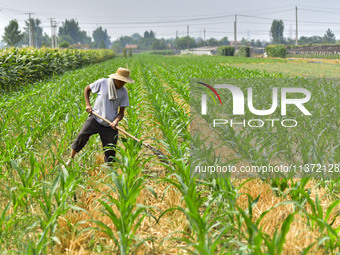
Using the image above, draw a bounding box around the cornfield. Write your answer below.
[0,54,339,254]
[0,47,115,92]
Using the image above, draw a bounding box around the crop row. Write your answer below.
[0,54,339,254]
[0,58,128,252]
[139,55,339,253]
[141,58,285,253]
[0,47,115,92]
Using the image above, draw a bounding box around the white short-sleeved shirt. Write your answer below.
[89,78,129,126]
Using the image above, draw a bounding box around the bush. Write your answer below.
[59,41,70,48]
[236,46,250,57]
[145,50,174,55]
[266,45,287,58]
[123,48,127,57]
[217,46,235,56]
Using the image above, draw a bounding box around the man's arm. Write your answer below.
[84,85,92,113]
[110,107,125,129]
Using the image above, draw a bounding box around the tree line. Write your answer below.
[1,18,234,50]
[2,19,110,48]
[270,19,337,45]
[2,18,338,50]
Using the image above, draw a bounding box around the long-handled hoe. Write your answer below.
[68,112,167,203]
[92,112,168,163]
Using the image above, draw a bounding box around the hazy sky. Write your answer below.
[0,0,339,42]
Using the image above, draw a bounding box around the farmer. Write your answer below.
[65,67,134,166]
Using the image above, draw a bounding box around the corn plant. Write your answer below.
[1,53,339,254]
[0,47,115,92]
[262,213,296,254]
[92,73,157,254]
[160,167,231,254]
[93,170,152,254]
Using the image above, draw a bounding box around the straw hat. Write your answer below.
[109,67,134,83]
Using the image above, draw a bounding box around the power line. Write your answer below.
[239,8,293,16]
[238,14,340,25]
[0,5,296,20]
[0,0,10,9]
[80,14,235,25]
[1,5,339,30]
[299,8,340,15]
[0,4,339,42]
[298,4,340,12]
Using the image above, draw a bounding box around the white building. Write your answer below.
[180,46,218,56]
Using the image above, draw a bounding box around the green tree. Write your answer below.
[144,31,150,38]
[219,36,229,46]
[111,41,123,52]
[99,41,106,49]
[41,33,51,47]
[138,30,157,49]
[131,33,142,41]
[240,37,249,46]
[111,35,138,52]
[2,19,24,46]
[196,38,204,47]
[323,28,336,44]
[298,36,310,45]
[270,19,285,44]
[22,18,44,47]
[286,38,295,45]
[298,35,323,45]
[311,36,323,44]
[79,31,91,44]
[151,39,167,50]
[206,37,219,46]
[255,40,262,47]
[92,26,110,48]
[249,39,255,46]
[59,41,70,48]
[144,30,155,39]
[174,36,196,49]
[58,35,74,45]
[58,19,91,44]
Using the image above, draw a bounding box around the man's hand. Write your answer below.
[86,105,92,113]
[110,120,118,130]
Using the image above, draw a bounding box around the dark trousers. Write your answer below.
[71,115,118,163]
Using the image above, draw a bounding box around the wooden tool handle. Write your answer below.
[92,111,168,163]
[91,112,141,143]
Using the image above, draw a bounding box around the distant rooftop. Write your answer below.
[180,46,218,55]
[125,44,138,49]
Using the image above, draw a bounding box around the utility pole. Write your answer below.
[49,18,55,47]
[187,25,189,50]
[295,6,298,45]
[26,13,34,47]
[53,21,58,47]
[176,30,178,38]
[204,28,206,47]
[234,15,237,51]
